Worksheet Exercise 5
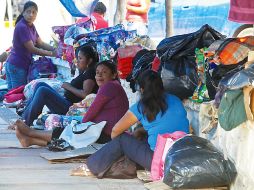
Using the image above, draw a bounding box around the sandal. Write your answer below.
[70,164,94,177]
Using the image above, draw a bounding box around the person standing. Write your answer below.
[126,0,151,36]
[76,2,109,30]
[5,1,56,90]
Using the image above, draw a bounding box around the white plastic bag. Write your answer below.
[59,120,106,149]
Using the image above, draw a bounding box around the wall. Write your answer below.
[185,100,254,189]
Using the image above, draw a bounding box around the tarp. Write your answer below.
[59,0,99,17]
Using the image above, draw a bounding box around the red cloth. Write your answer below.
[76,12,108,30]
[229,0,254,24]
[4,85,25,103]
[151,56,161,72]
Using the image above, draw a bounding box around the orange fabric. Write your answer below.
[218,36,254,65]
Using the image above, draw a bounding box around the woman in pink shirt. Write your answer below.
[14,60,129,147]
[126,0,151,35]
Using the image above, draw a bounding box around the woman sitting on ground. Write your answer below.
[15,60,129,147]
[80,69,189,176]
[21,45,99,127]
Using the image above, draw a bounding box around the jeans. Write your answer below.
[23,82,72,126]
[87,133,154,175]
[5,62,28,90]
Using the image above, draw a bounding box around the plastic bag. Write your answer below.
[157,24,225,99]
[219,63,254,90]
[97,156,137,179]
[151,131,187,181]
[161,57,198,99]
[163,135,237,189]
[117,45,143,79]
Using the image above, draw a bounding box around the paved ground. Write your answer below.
[0,109,146,190]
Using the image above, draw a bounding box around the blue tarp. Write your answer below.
[59,0,99,17]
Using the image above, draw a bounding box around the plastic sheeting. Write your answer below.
[59,0,98,17]
[220,63,254,90]
[157,24,224,99]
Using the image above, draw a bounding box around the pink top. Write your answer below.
[82,80,129,136]
[229,0,254,24]
[126,0,150,23]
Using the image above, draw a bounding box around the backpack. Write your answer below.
[27,57,57,82]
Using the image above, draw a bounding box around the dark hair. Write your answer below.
[137,70,167,122]
[93,2,107,15]
[95,60,119,80]
[15,1,38,26]
[78,45,99,68]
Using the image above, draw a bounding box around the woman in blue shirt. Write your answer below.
[81,70,189,175]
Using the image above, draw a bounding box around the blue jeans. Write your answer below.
[22,82,72,126]
[5,62,28,90]
[87,133,154,175]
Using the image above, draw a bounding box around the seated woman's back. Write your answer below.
[130,93,189,150]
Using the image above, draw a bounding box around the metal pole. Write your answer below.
[7,0,13,28]
[114,0,126,25]
[165,0,173,37]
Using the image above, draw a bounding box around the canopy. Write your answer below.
[59,0,99,17]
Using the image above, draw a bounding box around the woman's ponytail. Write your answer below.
[15,14,23,26]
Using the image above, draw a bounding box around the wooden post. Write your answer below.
[7,0,13,28]
[165,0,173,37]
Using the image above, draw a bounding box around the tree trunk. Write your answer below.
[165,0,173,37]
[114,0,126,25]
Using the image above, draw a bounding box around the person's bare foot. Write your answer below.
[16,127,31,147]
[15,119,31,136]
[7,124,16,130]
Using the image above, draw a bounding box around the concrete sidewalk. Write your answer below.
[0,109,146,190]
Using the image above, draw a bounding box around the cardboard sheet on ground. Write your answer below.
[40,143,104,161]
[144,181,228,190]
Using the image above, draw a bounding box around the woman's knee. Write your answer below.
[35,86,52,98]
[34,82,50,91]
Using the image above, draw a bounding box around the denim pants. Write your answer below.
[22,82,72,126]
[5,62,28,90]
[87,133,154,175]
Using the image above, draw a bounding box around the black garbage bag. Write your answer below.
[157,24,225,99]
[161,57,197,99]
[163,135,237,189]
[126,49,156,92]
